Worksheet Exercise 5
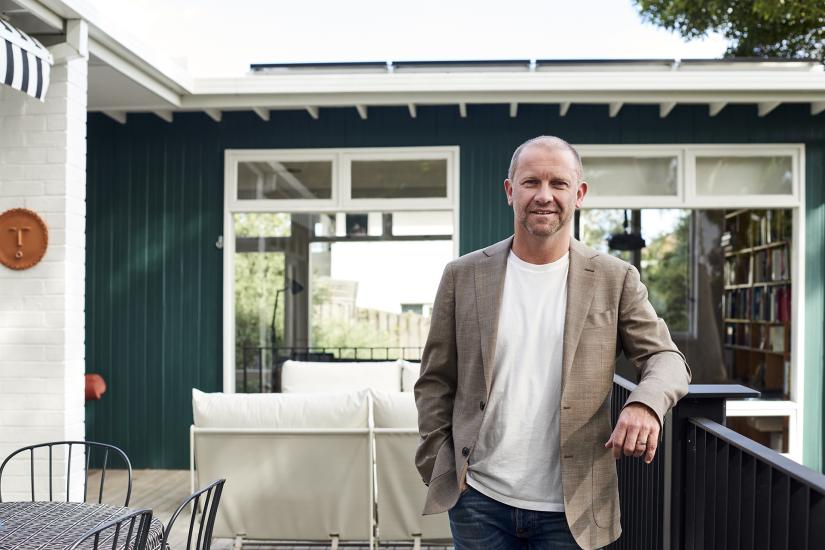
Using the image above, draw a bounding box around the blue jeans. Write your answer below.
[448,486,593,550]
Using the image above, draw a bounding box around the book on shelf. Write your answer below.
[721,231,733,250]
[750,209,791,247]
[769,326,784,353]
[753,246,790,283]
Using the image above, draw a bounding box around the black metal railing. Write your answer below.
[684,418,825,550]
[237,345,424,393]
[610,375,667,550]
[608,376,825,549]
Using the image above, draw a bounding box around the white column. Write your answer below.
[0,47,88,501]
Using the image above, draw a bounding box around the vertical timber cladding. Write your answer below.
[86,103,825,470]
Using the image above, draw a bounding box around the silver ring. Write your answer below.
[636,442,647,447]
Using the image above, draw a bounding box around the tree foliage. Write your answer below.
[643,212,690,332]
[635,0,825,60]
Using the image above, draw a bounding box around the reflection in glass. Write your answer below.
[237,161,332,200]
[583,157,678,196]
[695,156,792,195]
[233,210,454,392]
[727,415,789,453]
[351,159,448,199]
[580,207,794,399]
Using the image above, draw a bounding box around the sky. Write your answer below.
[90,0,729,77]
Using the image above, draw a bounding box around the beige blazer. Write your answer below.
[414,236,691,550]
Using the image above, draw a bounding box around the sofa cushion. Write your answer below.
[192,388,369,428]
[372,390,418,428]
[399,360,421,392]
[281,360,402,393]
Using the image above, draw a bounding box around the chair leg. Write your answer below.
[330,534,340,550]
[232,534,244,550]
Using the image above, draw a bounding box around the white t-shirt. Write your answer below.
[466,249,569,511]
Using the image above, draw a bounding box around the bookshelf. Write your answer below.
[722,209,792,400]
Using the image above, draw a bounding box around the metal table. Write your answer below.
[0,501,164,549]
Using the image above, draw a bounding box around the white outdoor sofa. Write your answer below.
[190,359,451,549]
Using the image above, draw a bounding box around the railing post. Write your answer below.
[666,384,759,550]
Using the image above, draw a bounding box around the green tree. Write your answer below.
[643,212,690,332]
[635,0,825,60]
[233,213,290,372]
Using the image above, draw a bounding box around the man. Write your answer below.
[414,135,691,550]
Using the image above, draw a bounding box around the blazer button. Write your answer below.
[479,401,486,411]
[462,447,470,457]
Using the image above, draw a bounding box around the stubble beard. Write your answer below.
[521,206,573,238]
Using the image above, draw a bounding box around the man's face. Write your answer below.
[504,145,587,239]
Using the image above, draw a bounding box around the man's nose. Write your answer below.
[534,183,554,203]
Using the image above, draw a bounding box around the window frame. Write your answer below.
[577,145,685,208]
[226,146,458,212]
[223,146,461,395]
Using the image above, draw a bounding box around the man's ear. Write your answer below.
[575,181,588,208]
[504,179,513,206]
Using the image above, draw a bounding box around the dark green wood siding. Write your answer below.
[86,104,825,469]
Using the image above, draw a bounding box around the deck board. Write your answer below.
[89,470,451,549]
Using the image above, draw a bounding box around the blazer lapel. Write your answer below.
[562,238,597,391]
[475,236,512,397]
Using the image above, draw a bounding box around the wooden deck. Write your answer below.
[90,469,451,549]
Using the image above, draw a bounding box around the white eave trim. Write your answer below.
[95,70,818,112]
[191,70,825,96]
[89,37,182,107]
[23,0,192,97]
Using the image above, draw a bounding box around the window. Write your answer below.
[227,147,457,211]
[224,147,459,393]
[583,156,678,197]
[350,159,447,199]
[695,156,793,195]
[237,161,333,200]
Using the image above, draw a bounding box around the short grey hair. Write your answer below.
[507,135,583,182]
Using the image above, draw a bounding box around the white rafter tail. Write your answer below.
[709,102,727,117]
[153,110,173,123]
[459,102,467,118]
[102,110,127,125]
[305,106,319,120]
[659,102,676,118]
[509,102,518,118]
[811,101,825,116]
[559,102,571,117]
[205,109,222,122]
[758,101,780,117]
[408,103,417,118]
[608,102,623,118]
[253,107,270,121]
[356,105,368,119]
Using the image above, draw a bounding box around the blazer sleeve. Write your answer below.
[413,261,458,485]
[618,264,692,427]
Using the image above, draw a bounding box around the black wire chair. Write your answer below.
[160,479,226,550]
[65,508,153,550]
[0,441,133,505]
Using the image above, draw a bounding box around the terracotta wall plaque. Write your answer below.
[0,208,49,270]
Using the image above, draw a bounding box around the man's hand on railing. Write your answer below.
[604,403,660,464]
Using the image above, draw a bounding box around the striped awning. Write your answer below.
[0,18,53,101]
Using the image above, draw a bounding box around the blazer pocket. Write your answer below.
[584,308,616,329]
[429,435,456,483]
[591,441,620,528]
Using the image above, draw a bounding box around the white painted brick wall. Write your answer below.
[0,53,88,502]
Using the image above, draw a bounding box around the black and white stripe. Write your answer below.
[0,18,53,101]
